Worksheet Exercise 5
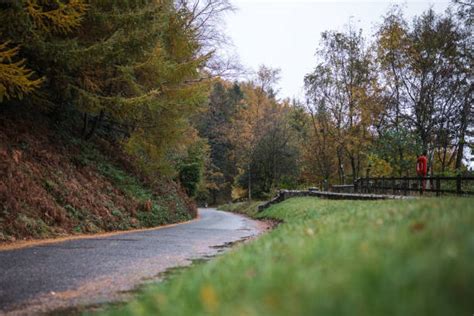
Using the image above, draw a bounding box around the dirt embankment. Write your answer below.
[0,110,196,243]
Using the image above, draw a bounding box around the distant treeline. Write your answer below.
[197,2,473,203]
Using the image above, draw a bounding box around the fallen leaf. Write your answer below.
[410,222,425,233]
[200,284,218,312]
[305,228,315,236]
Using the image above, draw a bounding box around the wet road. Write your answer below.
[0,208,268,315]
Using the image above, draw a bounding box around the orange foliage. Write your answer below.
[0,111,195,242]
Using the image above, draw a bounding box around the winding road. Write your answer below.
[0,208,268,315]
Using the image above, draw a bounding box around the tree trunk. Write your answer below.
[85,110,105,140]
[248,162,252,201]
[398,148,404,177]
[350,155,357,183]
[82,113,88,136]
[455,140,465,172]
[337,149,344,184]
[455,98,470,171]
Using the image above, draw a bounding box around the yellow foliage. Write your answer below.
[205,170,224,191]
[26,0,88,34]
[227,82,275,165]
[0,41,43,102]
[1,1,87,102]
[232,186,247,201]
[200,284,219,313]
[367,154,393,177]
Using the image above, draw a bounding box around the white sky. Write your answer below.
[223,0,451,100]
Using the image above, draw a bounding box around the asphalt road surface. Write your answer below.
[0,208,268,315]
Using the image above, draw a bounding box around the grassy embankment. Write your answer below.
[0,112,195,242]
[100,197,474,316]
[218,200,262,217]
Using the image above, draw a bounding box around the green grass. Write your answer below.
[98,197,474,316]
[218,200,262,217]
[70,137,192,228]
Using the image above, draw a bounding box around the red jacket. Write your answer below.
[416,156,428,176]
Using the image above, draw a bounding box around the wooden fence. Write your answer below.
[353,176,474,196]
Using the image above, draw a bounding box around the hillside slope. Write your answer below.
[0,109,196,243]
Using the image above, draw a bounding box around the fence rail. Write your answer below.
[353,176,474,196]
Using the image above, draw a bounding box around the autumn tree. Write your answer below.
[0,42,43,102]
[1,0,235,182]
[300,97,339,186]
[247,100,300,195]
[305,26,376,183]
[452,0,473,172]
[0,0,87,101]
[228,66,279,199]
[375,8,415,175]
[226,66,301,199]
[196,81,243,204]
[376,7,472,174]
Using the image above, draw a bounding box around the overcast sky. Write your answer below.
[223,0,451,100]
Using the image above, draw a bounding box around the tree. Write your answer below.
[305,25,375,183]
[452,0,473,172]
[371,128,421,176]
[1,0,234,181]
[376,7,472,173]
[0,0,87,101]
[227,66,283,200]
[196,81,243,204]
[177,136,209,197]
[375,7,414,175]
[175,0,240,78]
[301,97,339,185]
[0,42,43,101]
[239,99,300,197]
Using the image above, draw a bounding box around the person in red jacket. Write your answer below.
[416,151,428,193]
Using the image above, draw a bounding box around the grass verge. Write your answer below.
[98,197,474,316]
[218,200,262,217]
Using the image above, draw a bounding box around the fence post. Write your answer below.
[436,176,440,197]
[404,177,408,196]
[366,166,371,194]
[456,175,462,195]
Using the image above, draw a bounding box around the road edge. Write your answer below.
[0,214,201,252]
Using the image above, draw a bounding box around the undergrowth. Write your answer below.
[218,201,262,217]
[0,111,195,242]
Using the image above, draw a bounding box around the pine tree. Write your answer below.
[0,42,43,101]
[1,0,227,176]
[0,0,87,101]
[196,81,243,203]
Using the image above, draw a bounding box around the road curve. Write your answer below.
[0,208,268,315]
